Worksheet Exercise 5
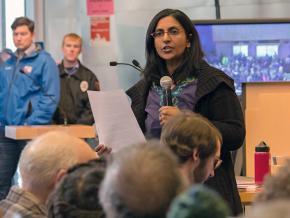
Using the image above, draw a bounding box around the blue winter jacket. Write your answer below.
[0,45,60,126]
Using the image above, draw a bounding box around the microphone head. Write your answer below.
[132,59,140,67]
[109,61,118,66]
[160,76,173,89]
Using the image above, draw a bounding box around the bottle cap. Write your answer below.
[255,141,270,152]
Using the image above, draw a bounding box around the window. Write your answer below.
[4,0,25,50]
[256,44,279,57]
[233,44,248,56]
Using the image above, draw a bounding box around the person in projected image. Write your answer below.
[126,8,245,216]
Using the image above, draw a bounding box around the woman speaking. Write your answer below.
[126,8,245,216]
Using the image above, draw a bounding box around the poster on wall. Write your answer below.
[87,0,114,16]
[90,16,110,46]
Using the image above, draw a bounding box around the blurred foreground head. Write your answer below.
[255,159,290,203]
[161,111,222,184]
[168,185,229,218]
[99,141,183,218]
[47,158,106,218]
[19,131,97,203]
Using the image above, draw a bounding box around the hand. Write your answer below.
[95,144,112,157]
[159,106,181,126]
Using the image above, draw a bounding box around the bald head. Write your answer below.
[19,131,97,189]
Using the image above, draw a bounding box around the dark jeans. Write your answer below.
[0,134,27,200]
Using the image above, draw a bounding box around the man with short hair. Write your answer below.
[0,131,97,217]
[53,33,99,125]
[160,111,222,186]
[0,16,60,200]
[99,141,184,218]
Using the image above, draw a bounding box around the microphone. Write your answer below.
[109,60,143,74]
[19,69,68,126]
[132,59,144,72]
[160,76,173,106]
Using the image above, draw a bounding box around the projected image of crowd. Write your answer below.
[206,53,290,94]
[195,23,290,94]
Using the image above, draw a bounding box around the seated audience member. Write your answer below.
[238,200,290,218]
[53,33,100,125]
[99,141,184,218]
[0,131,97,218]
[47,158,106,218]
[255,159,290,203]
[160,111,222,186]
[167,185,229,218]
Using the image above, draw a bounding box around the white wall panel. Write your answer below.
[44,0,290,90]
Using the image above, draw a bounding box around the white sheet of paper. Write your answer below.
[88,90,146,152]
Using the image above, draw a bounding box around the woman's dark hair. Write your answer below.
[144,9,204,84]
[47,158,106,218]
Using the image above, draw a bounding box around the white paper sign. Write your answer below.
[88,90,146,152]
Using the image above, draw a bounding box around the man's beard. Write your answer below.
[192,158,209,184]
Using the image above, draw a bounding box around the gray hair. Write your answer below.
[99,141,183,218]
[19,131,93,189]
[239,200,290,218]
[255,159,290,203]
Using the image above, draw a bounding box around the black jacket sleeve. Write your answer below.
[196,83,245,152]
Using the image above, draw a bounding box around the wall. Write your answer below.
[243,82,290,177]
[220,0,290,18]
[44,0,216,90]
[44,0,290,91]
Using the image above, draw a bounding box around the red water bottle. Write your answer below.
[254,141,271,184]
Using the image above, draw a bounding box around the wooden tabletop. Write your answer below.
[5,125,96,139]
[236,176,261,205]
[239,189,259,205]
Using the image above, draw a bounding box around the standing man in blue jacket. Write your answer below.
[0,17,60,200]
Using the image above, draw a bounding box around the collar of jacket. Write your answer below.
[6,42,42,60]
[59,60,84,81]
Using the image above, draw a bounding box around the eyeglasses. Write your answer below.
[214,157,222,170]
[151,27,183,39]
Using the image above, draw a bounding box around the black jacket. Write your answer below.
[53,61,99,125]
[126,61,245,216]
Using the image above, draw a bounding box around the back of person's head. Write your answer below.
[161,111,222,164]
[62,33,82,47]
[19,131,96,191]
[255,159,290,203]
[144,8,204,82]
[11,16,34,32]
[167,185,229,218]
[47,158,106,218]
[99,141,183,218]
[239,199,290,218]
